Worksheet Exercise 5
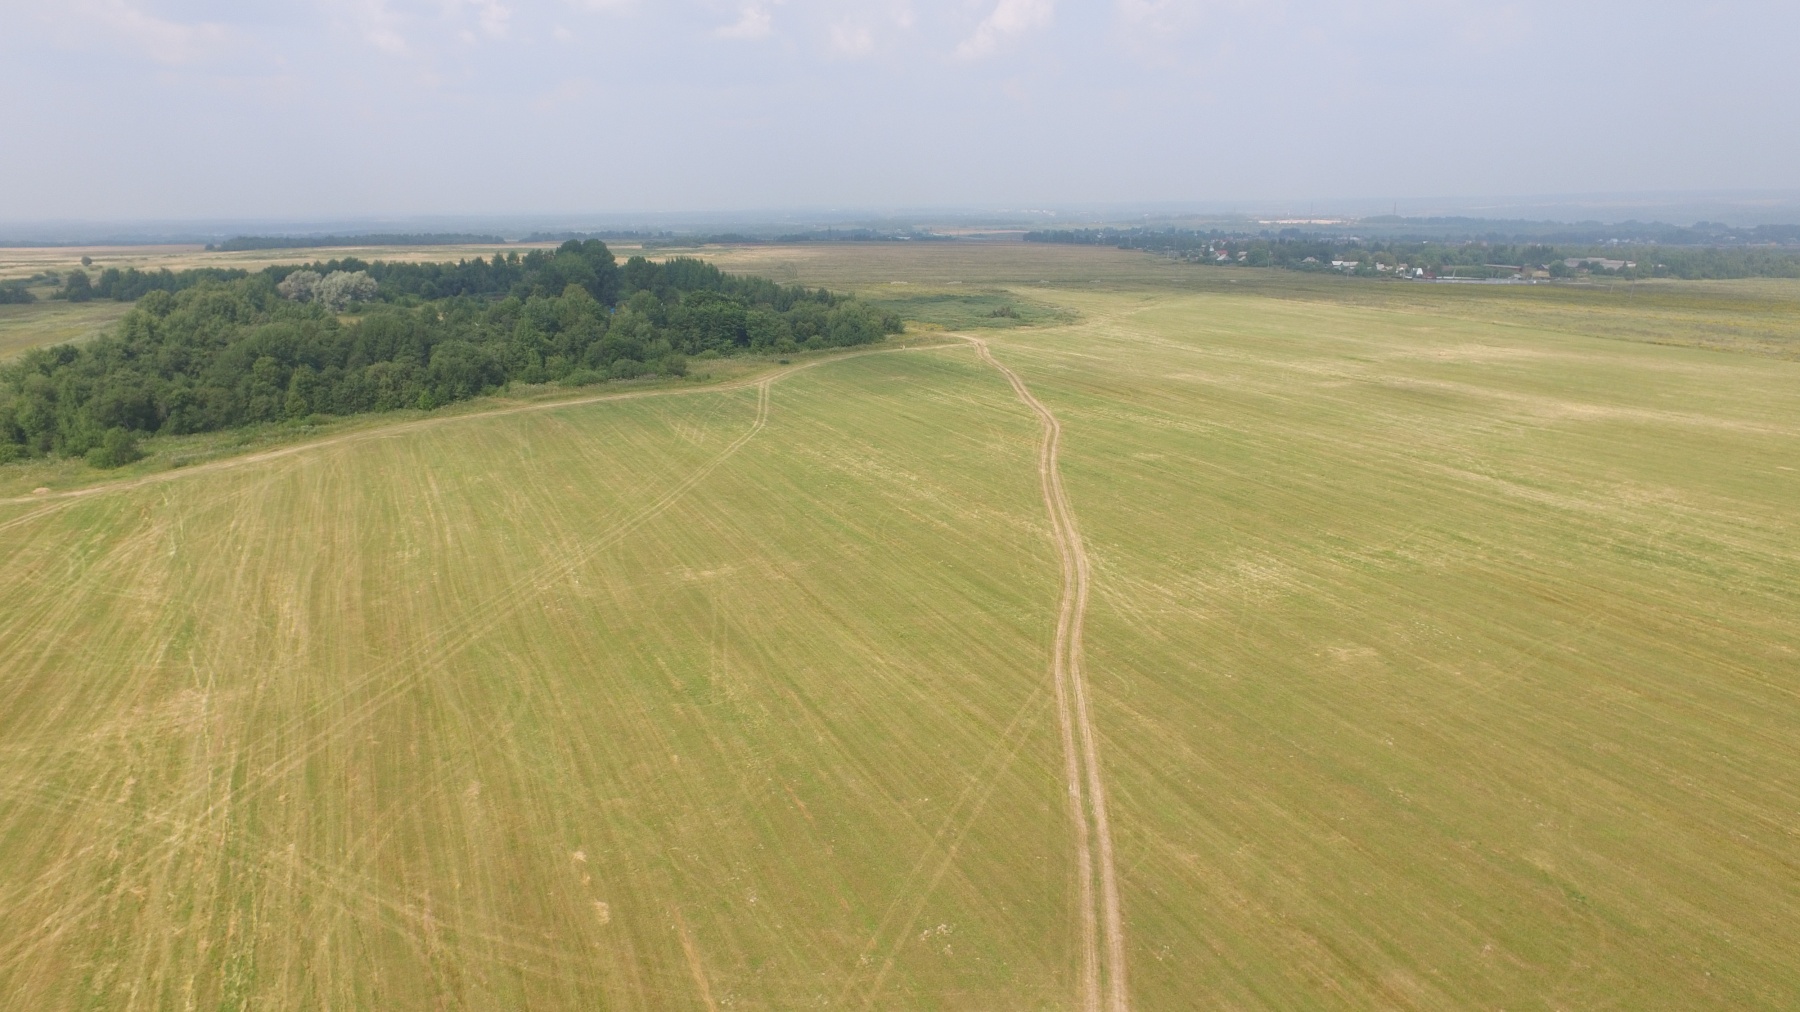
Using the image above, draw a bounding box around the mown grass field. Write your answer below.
[0,300,134,361]
[2,243,1798,1008]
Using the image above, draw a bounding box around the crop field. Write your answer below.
[2,243,1799,1008]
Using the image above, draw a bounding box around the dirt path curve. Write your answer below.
[967,336,1128,1012]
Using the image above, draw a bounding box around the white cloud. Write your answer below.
[322,0,522,57]
[67,0,233,64]
[829,21,874,57]
[1109,0,1231,63]
[715,3,775,39]
[466,0,512,38]
[1113,0,1207,33]
[330,0,410,53]
[956,0,1053,59]
[532,77,592,113]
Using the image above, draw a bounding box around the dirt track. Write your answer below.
[968,336,1128,1012]
[0,347,945,549]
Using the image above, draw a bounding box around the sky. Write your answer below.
[2,1,1797,221]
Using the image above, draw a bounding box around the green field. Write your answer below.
[2,244,1798,1008]
[0,300,134,360]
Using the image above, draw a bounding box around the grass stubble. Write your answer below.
[1,242,1798,1008]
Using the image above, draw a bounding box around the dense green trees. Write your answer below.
[92,266,252,301]
[0,241,902,465]
[277,270,379,310]
[56,270,94,302]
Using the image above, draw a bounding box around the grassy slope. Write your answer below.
[2,242,1799,1008]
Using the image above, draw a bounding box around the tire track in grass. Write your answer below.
[0,381,779,975]
[0,347,953,982]
[841,683,1048,1009]
[968,335,1128,1012]
[200,381,774,823]
[0,344,936,513]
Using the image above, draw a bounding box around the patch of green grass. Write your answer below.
[0,299,133,360]
[861,286,1076,329]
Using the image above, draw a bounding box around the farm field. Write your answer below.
[2,243,1799,1008]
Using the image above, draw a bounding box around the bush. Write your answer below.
[561,369,604,387]
[57,269,94,302]
[277,270,322,301]
[85,428,143,469]
[316,271,378,311]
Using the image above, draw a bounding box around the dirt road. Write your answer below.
[968,336,1128,1012]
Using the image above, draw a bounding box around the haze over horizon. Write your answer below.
[3,1,1797,221]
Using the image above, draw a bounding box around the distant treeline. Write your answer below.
[1026,228,1800,280]
[522,231,667,244]
[525,231,775,247]
[211,233,506,252]
[525,229,949,247]
[1349,217,1800,246]
[49,241,866,305]
[55,266,253,302]
[770,230,952,244]
[1,241,901,467]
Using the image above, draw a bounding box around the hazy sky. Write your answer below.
[3,1,1797,220]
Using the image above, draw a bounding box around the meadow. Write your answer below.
[1,242,1797,1008]
[0,300,133,361]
